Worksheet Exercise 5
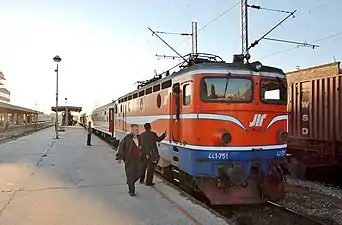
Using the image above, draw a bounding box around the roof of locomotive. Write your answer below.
[118,61,285,101]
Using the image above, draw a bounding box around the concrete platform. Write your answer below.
[0,127,229,225]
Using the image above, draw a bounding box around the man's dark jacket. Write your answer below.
[115,133,142,162]
[140,130,166,160]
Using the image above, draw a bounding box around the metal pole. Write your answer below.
[55,63,59,139]
[240,0,249,62]
[191,22,198,54]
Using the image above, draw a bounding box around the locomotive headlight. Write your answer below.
[213,130,232,145]
[251,61,263,71]
[221,132,232,144]
[277,130,289,143]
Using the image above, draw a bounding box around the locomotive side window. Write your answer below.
[183,84,191,106]
[201,77,253,102]
[260,78,287,105]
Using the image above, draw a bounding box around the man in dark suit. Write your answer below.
[140,123,166,186]
[115,124,142,196]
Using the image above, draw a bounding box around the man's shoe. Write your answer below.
[129,192,136,196]
[146,183,155,186]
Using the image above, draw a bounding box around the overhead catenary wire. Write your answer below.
[247,4,293,14]
[138,2,328,68]
[163,1,240,55]
[260,31,342,59]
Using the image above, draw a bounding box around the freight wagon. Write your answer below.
[287,62,342,169]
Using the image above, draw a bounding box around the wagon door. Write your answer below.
[171,83,181,142]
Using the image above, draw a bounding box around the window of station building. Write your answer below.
[183,84,191,106]
[162,80,172,89]
[124,97,128,102]
[127,95,132,101]
[133,93,138,99]
[146,87,152,95]
[153,84,160,92]
[201,77,253,102]
[260,78,287,105]
[120,104,123,113]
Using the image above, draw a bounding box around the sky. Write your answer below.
[0,0,341,114]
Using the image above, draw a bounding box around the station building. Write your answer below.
[0,71,41,129]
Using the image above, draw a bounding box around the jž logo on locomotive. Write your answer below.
[249,114,267,127]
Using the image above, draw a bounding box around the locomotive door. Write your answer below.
[171,83,181,142]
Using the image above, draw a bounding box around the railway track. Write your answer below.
[94,131,329,225]
[153,169,327,225]
[210,200,328,225]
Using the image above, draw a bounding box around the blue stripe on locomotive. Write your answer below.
[159,142,286,178]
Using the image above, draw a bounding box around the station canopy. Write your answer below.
[51,106,82,113]
[0,102,42,114]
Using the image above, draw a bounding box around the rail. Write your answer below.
[267,201,327,225]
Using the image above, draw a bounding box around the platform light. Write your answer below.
[53,55,62,63]
[53,55,62,139]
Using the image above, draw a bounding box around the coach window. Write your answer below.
[201,77,253,102]
[183,84,191,106]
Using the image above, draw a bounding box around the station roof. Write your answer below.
[0,102,42,114]
[51,106,82,113]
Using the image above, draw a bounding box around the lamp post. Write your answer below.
[65,97,68,126]
[53,55,62,139]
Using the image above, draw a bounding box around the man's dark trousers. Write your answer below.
[140,159,156,185]
[125,158,141,193]
[87,134,91,145]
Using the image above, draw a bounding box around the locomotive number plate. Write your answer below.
[208,152,229,160]
[276,150,286,157]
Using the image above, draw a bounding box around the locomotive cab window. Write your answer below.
[183,84,191,106]
[201,76,253,102]
[260,78,287,105]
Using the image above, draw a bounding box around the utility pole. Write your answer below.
[244,3,318,57]
[154,21,198,60]
[191,22,198,54]
[240,0,249,62]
